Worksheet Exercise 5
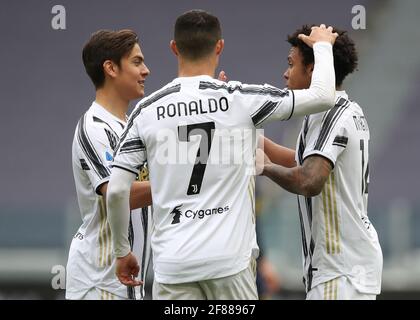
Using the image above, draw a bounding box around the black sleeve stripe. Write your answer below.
[111,164,138,175]
[286,90,295,120]
[119,149,145,155]
[332,143,347,148]
[314,98,350,151]
[333,135,348,144]
[332,135,348,148]
[77,114,111,179]
[199,81,288,97]
[115,84,181,155]
[251,101,279,126]
[119,138,145,154]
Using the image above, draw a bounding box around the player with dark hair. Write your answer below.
[66,29,152,300]
[259,25,383,299]
[107,12,338,300]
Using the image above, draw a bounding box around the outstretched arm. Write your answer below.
[261,152,332,197]
[260,136,296,168]
[291,25,338,117]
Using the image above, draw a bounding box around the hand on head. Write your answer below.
[298,24,339,47]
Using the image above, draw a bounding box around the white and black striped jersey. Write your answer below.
[66,102,151,300]
[113,76,294,284]
[112,41,335,285]
[295,91,382,295]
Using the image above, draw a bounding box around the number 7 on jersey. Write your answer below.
[178,121,215,195]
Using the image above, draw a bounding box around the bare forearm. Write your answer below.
[263,137,296,168]
[263,164,308,196]
[263,158,329,197]
[129,181,152,209]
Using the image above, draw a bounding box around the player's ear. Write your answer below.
[103,60,118,79]
[215,39,224,56]
[170,40,179,56]
[307,63,314,76]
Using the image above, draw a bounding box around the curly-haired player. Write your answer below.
[261,25,383,299]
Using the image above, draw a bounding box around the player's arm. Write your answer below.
[99,180,152,209]
[291,25,338,117]
[261,152,332,197]
[247,25,338,127]
[107,115,148,286]
[260,136,296,168]
[107,167,142,286]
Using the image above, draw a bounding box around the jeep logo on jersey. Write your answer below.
[170,205,183,224]
[170,205,230,224]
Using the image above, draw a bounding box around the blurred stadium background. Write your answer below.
[0,0,419,299]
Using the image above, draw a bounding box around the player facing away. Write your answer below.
[259,26,383,299]
[66,30,153,300]
[107,10,338,300]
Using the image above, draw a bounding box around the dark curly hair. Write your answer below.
[287,25,358,87]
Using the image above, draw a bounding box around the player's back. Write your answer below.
[116,75,294,283]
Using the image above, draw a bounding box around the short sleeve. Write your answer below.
[237,83,295,127]
[113,115,147,175]
[75,118,114,194]
[303,107,351,167]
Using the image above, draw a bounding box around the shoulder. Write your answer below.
[140,81,182,109]
[75,110,109,146]
[333,97,368,129]
[130,81,182,120]
[320,96,354,126]
[199,79,289,97]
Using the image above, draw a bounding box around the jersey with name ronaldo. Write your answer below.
[113,75,295,284]
[295,91,382,295]
[67,102,150,299]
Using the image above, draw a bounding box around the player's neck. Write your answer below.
[177,57,216,78]
[95,88,129,122]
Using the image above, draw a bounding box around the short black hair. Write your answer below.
[174,9,222,60]
[82,29,139,89]
[287,25,358,87]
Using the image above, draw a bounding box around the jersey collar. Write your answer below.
[336,90,348,100]
[91,101,127,127]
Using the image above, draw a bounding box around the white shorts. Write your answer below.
[306,276,376,300]
[70,287,127,300]
[153,260,258,300]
